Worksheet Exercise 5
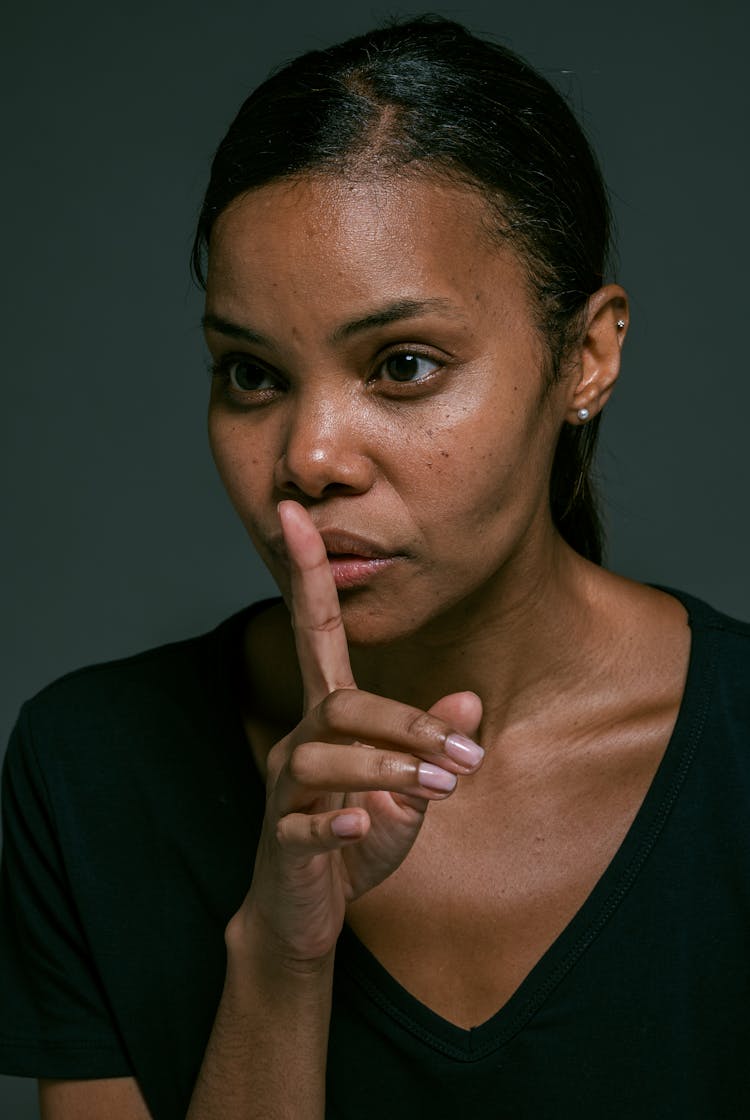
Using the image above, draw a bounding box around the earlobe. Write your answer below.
[566,283,628,425]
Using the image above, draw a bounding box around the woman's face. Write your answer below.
[205,174,571,645]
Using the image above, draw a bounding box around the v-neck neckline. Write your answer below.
[333,588,720,1060]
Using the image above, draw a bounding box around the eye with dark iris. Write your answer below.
[381,353,440,383]
[226,360,276,391]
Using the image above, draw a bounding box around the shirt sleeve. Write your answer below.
[0,704,132,1078]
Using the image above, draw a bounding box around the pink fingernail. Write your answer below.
[418,763,457,792]
[444,733,484,767]
[331,813,363,838]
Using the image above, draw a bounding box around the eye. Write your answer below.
[377,352,442,384]
[213,357,278,392]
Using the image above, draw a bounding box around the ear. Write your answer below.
[564,284,629,425]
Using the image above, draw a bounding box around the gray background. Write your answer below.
[2,0,748,1115]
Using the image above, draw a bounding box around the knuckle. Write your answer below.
[276,812,324,851]
[405,708,442,744]
[319,688,355,731]
[369,751,405,785]
[275,816,291,847]
[318,692,337,723]
[287,744,315,784]
[296,607,344,636]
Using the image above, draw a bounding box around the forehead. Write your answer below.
[205,173,533,331]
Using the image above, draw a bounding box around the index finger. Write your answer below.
[278,500,356,711]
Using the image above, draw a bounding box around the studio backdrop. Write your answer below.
[2,0,748,1115]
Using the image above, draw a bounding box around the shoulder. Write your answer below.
[663,585,750,634]
[663,586,750,663]
[662,587,750,736]
[21,616,227,740]
[7,600,278,791]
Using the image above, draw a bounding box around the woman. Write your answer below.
[2,15,748,1120]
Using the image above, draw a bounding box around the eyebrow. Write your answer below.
[202,298,465,349]
[329,297,465,342]
[201,313,271,348]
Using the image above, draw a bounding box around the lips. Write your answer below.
[318,533,407,590]
[317,530,395,561]
[268,526,407,590]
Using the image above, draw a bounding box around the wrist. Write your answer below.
[225,905,337,979]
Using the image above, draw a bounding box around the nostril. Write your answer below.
[274,442,375,499]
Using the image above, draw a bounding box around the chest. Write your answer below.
[345,728,669,1029]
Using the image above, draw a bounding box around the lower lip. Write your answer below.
[327,555,400,590]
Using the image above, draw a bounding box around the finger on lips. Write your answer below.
[278,501,356,710]
[276,500,483,819]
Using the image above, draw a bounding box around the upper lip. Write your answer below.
[318,530,397,559]
[268,528,404,563]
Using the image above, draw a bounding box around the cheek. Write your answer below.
[395,406,523,503]
[394,390,556,546]
[208,414,267,520]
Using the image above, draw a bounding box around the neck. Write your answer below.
[243,528,614,756]
[348,534,603,745]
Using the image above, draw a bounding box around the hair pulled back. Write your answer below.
[193,16,613,563]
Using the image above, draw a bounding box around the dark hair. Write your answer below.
[192,16,612,563]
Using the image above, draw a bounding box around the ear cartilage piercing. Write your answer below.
[616,319,625,329]
[577,408,590,422]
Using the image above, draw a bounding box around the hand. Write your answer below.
[236,500,484,966]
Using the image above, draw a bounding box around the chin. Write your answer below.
[338,592,425,648]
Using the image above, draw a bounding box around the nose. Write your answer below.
[273,393,376,500]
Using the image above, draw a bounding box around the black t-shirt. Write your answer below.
[1,589,750,1119]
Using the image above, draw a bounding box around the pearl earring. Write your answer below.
[577,408,590,422]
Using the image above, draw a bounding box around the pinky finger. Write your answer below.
[276,808,370,854]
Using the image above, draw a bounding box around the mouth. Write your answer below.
[269,527,407,591]
[324,552,401,590]
[317,530,394,560]
[317,530,407,590]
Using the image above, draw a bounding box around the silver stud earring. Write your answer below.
[616,319,625,329]
[577,407,590,422]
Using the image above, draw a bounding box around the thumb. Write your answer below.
[428,690,483,741]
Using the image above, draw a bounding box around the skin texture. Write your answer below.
[39,1078,152,1119]
[205,175,589,651]
[40,173,692,1118]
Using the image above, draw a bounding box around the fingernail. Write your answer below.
[444,733,484,767]
[331,813,363,838]
[418,763,457,792]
